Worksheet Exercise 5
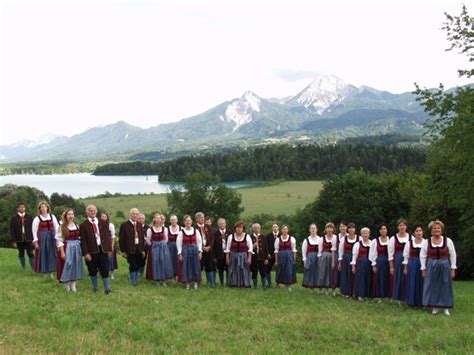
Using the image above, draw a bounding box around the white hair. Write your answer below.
[360,227,370,235]
[252,223,261,229]
[195,212,204,218]
[130,208,139,214]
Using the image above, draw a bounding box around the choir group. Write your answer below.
[9,201,457,315]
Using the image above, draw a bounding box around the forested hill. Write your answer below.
[93,144,427,181]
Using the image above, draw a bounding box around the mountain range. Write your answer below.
[0,74,432,162]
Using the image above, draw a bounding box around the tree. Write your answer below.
[414,5,474,277]
[166,170,244,225]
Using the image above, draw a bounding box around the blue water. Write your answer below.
[0,173,253,198]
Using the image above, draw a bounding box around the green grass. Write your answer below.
[81,180,323,218]
[0,248,472,353]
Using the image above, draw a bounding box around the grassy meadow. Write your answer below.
[81,180,324,219]
[0,247,472,353]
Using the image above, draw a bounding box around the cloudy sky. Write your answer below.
[1,0,471,145]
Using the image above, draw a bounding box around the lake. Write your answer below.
[0,173,253,198]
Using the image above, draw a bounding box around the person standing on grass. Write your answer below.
[389,218,412,303]
[56,208,84,292]
[225,221,253,288]
[32,201,59,278]
[167,215,180,279]
[265,223,280,288]
[250,223,268,289]
[317,222,338,296]
[119,208,146,286]
[99,212,118,280]
[338,222,359,298]
[403,224,425,308]
[421,220,457,316]
[10,202,34,271]
[213,218,231,287]
[145,213,174,286]
[177,215,202,289]
[137,213,149,277]
[369,223,391,300]
[351,227,372,301]
[195,212,216,288]
[80,205,112,294]
[274,225,297,292]
[302,224,320,292]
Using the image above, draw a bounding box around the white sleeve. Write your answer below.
[388,237,395,261]
[109,223,116,239]
[274,238,279,253]
[402,242,410,265]
[369,239,378,266]
[224,235,232,253]
[55,227,64,248]
[163,227,168,242]
[447,238,457,269]
[176,231,183,255]
[302,239,308,261]
[338,237,345,260]
[317,238,323,257]
[331,237,337,252]
[32,216,40,242]
[420,239,428,270]
[350,243,360,265]
[246,235,253,253]
[291,237,297,253]
[145,228,152,246]
[52,215,59,237]
[196,230,202,252]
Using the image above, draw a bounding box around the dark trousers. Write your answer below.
[127,251,143,272]
[86,252,109,278]
[251,259,267,279]
[201,251,216,272]
[17,241,34,258]
[138,249,146,269]
[266,256,275,275]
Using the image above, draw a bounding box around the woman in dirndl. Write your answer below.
[338,222,359,298]
[302,223,319,292]
[56,208,84,292]
[403,224,425,307]
[317,222,337,295]
[225,221,252,288]
[369,223,391,300]
[146,213,174,286]
[389,218,412,303]
[177,215,202,290]
[421,220,457,316]
[167,215,180,279]
[275,224,297,292]
[351,227,372,301]
[32,201,59,278]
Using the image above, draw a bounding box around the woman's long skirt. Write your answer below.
[422,259,454,308]
[339,252,354,296]
[392,251,406,301]
[35,230,57,273]
[302,252,318,288]
[147,241,174,281]
[181,245,201,283]
[227,252,251,288]
[354,256,371,298]
[58,240,84,282]
[406,257,423,307]
[276,250,297,285]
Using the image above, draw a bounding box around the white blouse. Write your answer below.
[402,238,424,264]
[55,224,79,248]
[350,239,371,265]
[420,237,457,270]
[225,234,253,253]
[388,234,412,261]
[274,235,297,253]
[337,235,360,260]
[32,214,59,242]
[302,236,319,261]
[317,235,337,257]
[146,226,169,245]
[176,227,202,255]
[368,237,389,266]
[109,223,116,239]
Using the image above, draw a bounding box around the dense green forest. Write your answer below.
[0,161,95,175]
[93,144,427,181]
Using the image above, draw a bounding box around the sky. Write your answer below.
[0,0,472,145]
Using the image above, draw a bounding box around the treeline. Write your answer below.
[93,144,427,181]
[341,134,427,146]
[0,161,95,176]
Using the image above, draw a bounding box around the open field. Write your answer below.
[81,180,324,218]
[0,248,472,353]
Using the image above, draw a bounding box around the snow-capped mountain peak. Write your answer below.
[290,74,356,114]
[10,133,66,149]
[224,91,261,131]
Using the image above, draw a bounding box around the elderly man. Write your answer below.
[251,223,269,289]
[9,202,34,271]
[119,208,146,286]
[213,218,231,286]
[80,205,112,294]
